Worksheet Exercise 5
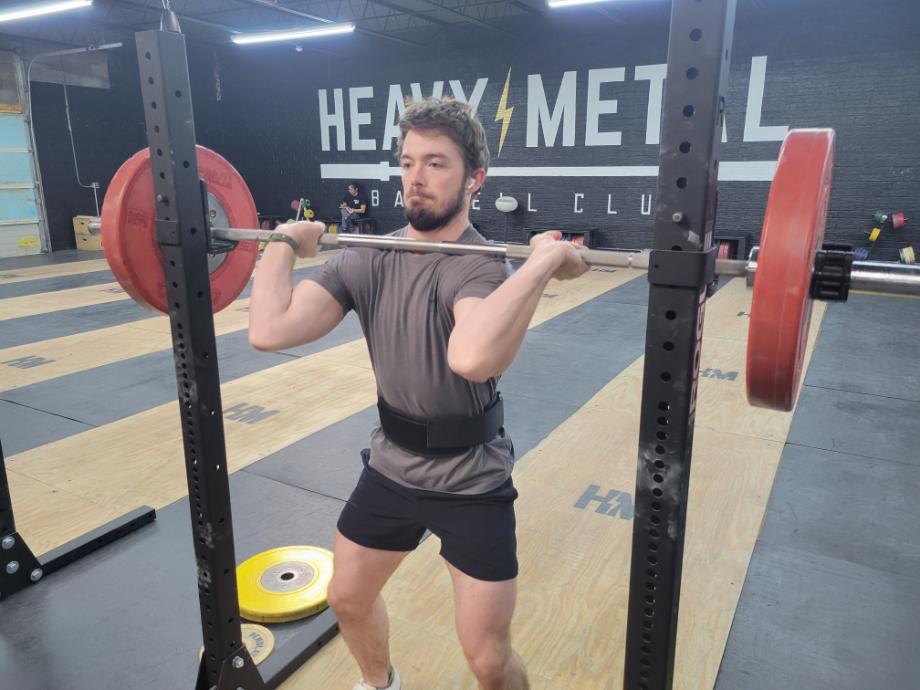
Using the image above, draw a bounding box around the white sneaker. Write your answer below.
[353,666,401,690]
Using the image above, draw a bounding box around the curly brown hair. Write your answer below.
[396,98,490,176]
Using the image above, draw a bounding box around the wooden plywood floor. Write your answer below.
[280,279,826,690]
[3,252,831,690]
[8,266,635,556]
[0,257,111,285]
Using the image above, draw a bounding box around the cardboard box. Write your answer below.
[73,215,102,251]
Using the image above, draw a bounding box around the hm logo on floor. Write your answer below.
[3,355,54,369]
[225,403,278,424]
[576,484,634,520]
[701,368,738,381]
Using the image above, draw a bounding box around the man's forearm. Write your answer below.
[250,242,297,326]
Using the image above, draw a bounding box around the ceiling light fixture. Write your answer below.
[231,23,355,46]
[547,0,616,8]
[0,0,93,23]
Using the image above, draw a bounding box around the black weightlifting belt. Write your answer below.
[377,394,504,456]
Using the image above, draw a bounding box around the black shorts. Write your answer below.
[337,453,519,582]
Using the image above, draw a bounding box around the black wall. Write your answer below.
[31,43,225,250]
[33,0,920,260]
[216,0,920,260]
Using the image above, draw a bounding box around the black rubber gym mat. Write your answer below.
[787,386,920,466]
[716,544,920,689]
[0,399,93,456]
[0,271,117,299]
[718,295,920,690]
[755,444,919,577]
[0,249,98,270]
[0,302,151,350]
[0,470,343,690]
[803,293,920,401]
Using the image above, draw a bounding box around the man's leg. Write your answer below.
[346,211,360,233]
[327,530,409,687]
[340,207,350,227]
[446,561,530,690]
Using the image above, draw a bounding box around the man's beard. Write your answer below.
[405,183,466,233]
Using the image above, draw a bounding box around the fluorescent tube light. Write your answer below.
[231,23,355,46]
[547,0,616,8]
[0,0,93,23]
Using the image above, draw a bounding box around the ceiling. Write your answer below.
[0,0,557,51]
[0,0,879,54]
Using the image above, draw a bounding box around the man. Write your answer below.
[340,182,367,233]
[249,98,588,690]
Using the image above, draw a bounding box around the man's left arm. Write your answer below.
[447,233,588,382]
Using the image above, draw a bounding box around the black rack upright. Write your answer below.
[623,1,737,688]
[134,24,337,690]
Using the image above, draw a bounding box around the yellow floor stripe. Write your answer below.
[9,266,638,555]
[0,257,110,285]
[281,279,827,690]
[0,253,336,321]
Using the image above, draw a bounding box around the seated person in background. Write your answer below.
[340,182,367,233]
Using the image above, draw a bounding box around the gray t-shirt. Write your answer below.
[308,225,515,494]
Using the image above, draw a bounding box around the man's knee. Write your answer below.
[462,637,513,684]
[326,576,346,613]
[327,576,372,622]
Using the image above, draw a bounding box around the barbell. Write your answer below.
[96,129,920,412]
[92,218,919,296]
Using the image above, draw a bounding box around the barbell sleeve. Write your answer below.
[848,260,920,296]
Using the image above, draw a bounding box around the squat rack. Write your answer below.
[142,1,740,688]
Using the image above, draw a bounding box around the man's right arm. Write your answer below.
[249,221,345,351]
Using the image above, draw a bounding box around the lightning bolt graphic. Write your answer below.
[495,68,514,157]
